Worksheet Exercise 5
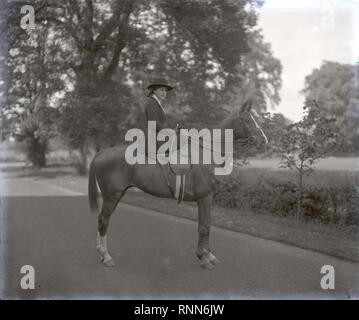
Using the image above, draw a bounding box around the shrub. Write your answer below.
[213,170,359,231]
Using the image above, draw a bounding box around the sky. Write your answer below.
[257,0,359,121]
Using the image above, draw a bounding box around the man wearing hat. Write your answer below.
[145,78,175,156]
[145,78,173,131]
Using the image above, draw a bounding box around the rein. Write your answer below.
[177,111,261,155]
[175,133,257,156]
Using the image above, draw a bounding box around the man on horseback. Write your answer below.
[145,78,178,156]
[145,78,173,133]
[90,96,268,269]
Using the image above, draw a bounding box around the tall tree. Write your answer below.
[2,0,282,172]
[1,14,61,167]
[302,61,359,154]
[36,1,259,170]
[224,28,282,115]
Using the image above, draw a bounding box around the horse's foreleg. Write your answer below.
[97,196,121,267]
[196,194,219,269]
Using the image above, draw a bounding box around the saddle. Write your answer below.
[147,133,193,203]
[147,132,193,175]
[159,148,192,175]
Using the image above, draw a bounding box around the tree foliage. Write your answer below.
[302,61,359,154]
[224,29,282,114]
[1,0,282,171]
[1,20,61,166]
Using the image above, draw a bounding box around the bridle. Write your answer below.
[179,132,258,155]
[172,111,264,156]
[234,135,257,145]
[230,112,262,146]
[165,110,265,157]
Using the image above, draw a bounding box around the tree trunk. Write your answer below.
[297,169,303,218]
[27,136,47,168]
[77,144,88,176]
[33,147,46,167]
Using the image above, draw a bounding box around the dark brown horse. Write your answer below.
[88,101,268,269]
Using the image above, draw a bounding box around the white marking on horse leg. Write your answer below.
[208,251,220,265]
[96,232,113,263]
[99,235,108,256]
[96,232,102,252]
[199,248,219,266]
[96,232,107,255]
[199,250,215,269]
[175,175,181,200]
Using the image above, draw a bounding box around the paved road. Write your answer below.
[1,176,358,299]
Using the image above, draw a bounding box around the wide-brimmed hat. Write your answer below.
[147,78,173,92]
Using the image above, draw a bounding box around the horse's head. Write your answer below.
[230,100,268,147]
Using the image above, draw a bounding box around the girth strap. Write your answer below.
[157,162,186,204]
[157,162,175,198]
[175,174,186,204]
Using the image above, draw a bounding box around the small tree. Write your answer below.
[270,100,339,217]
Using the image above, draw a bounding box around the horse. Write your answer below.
[88,101,268,269]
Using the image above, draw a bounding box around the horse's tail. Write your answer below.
[88,156,99,213]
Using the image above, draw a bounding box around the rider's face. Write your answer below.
[154,87,167,101]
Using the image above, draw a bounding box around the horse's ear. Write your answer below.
[246,101,253,112]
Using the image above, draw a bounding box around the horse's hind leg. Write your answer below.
[196,194,220,269]
[97,191,125,267]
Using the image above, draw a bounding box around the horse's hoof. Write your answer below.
[103,258,116,267]
[209,257,220,265]
[200,259,215,270]
[208,253,220,265]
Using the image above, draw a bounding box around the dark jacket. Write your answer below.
[144,95,168,153]
[145,95,167,132]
